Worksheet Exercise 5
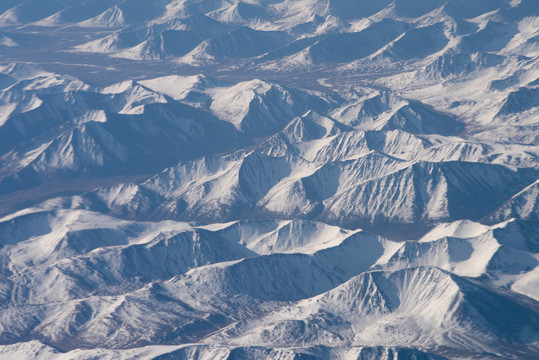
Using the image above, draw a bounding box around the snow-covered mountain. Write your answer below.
[0,0,538,359]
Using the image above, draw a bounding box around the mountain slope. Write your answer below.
[208,267,539,359]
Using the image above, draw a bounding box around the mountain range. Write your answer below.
[0,0,538,359]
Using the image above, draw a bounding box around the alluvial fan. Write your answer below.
[0,0,538,359]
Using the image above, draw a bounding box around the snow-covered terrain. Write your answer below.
[0,0,538,359]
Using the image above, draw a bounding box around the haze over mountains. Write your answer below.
[0,0,538,359]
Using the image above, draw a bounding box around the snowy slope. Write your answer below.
[207,267,539,359]
[2,206,536,356]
